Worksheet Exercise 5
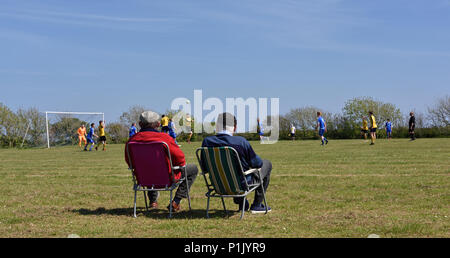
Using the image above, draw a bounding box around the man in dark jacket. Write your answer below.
[202,112,272,214]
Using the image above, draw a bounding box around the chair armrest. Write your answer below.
[243,168,260,176]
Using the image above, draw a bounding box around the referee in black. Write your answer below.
[409,112,416,141]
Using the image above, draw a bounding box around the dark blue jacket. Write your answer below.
[201,133,263,171]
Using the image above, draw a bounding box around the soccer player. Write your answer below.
[77,124,87,148]
[361,116,369,140]
[316,112,328,145]
[409,112,416,141]
[129,123,137,138]
[168,118,180,146]
[369,111,377,145]
[290,124,296,141]
[385,119,393,140]
[161,115,170,133]
[96,120,106,151]
[185,113,193,144]
[84,123,98,151]
[257,118,264,140]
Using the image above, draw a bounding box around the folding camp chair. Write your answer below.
[195,146,268,219]
[126,141,191,218]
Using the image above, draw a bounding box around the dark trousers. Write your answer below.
[409,127,416,140]
[254,159,272,205]
[147,164,198,203]
[234,159,272,206]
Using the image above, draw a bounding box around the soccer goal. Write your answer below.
[44,111,104,148]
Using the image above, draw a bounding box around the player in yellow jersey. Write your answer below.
[360,116,369,140]
[95,120,107,151]
[77,124,87,148]
[368,111,377,145]
[161,114,170,133]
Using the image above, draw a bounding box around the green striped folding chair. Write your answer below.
[195,146,268,219]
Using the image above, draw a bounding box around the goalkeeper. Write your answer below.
[77,124,87,148]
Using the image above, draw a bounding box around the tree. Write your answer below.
[50,116,87,145]
[285,106,331,138]
[16,107,46,147]
[343,96,402,129]
[107,122,128,143]
[0,103,22,147]
[428,95,450,127]
[119,105,146,130]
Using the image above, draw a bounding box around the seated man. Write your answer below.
[125,111,198,212]
[201,112,272,214]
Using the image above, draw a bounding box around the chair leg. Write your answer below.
[143,191,148,211]
[258,171,269,214]
[133,190,137,218]
[262,189,268,214]
[206,196,211,219]
[221,197,228,216]
[168,190,173,218]
[185,177,192,211]
[240,197,246,220]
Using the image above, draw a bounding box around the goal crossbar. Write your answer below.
[44,111,105,148]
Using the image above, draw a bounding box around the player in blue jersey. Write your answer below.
[316,112,328,146]
[257,118,264,141]
[168,118,180,146]
[385,119,392,140]
[129,123,137,138]
[84,123,98,151]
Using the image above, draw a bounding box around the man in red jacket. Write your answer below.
[125,111,198,212]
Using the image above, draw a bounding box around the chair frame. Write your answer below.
[195,146,268,219]
[126,141,191,218]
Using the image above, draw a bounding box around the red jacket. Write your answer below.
[125,129,185,181]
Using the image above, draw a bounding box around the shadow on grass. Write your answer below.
[70,206,243,220]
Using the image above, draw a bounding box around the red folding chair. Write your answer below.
[125,141,191,218]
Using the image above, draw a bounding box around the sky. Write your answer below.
[1,0,449,124]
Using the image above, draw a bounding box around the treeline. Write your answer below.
[0,96,449,148]
[274,96,450,140]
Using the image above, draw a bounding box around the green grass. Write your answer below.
[0,138,449,238]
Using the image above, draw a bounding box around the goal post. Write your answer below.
[45,111,105,148]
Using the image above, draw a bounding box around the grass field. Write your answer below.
[0,138,449,238]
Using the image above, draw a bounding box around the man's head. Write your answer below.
[410,112,414,116]
[139,111,161,129]
[387,119,390,122]
[91,123,95,128]
[317,111,322,117]
[216,112,237,134]
[99,120,103,126]
[81,124,85,128]
[369,111,374,115]
[132,123,136,126]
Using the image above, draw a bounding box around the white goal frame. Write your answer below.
[45,111,104,148]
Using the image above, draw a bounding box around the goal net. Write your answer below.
[44,111,104,148]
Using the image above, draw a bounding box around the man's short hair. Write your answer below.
[140,111,160,128]
[216,112,237,132]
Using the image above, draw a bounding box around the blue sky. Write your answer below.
[1,0,449,123]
